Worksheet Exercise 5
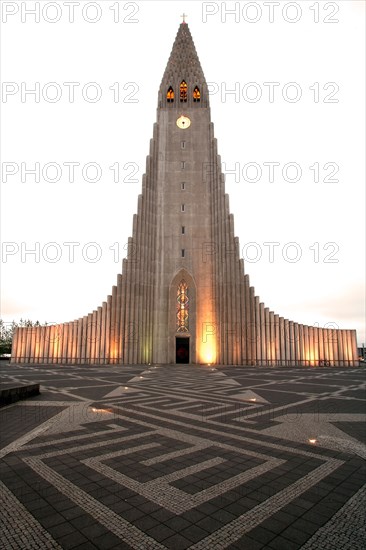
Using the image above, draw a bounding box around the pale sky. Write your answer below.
[1,1,365,345]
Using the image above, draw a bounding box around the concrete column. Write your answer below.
[318,328,324,366]
[260,303,266,366]
[106,296,112,364]
[36,326,42,363]
[11,328,19,363]
[332,329,339,367]
[245,276,251,365]
[239,262,247,365]
[72,321,78,364]
[86,313,92,365]
[29,326,36,364]
[255,296,261,366]
[294,323,300,366]
[250,287,256,365]
[274,314,280,366]
[62,323,68,364]
[134,207,142,365]
[80,316,86,365]
[124,252,132,364]
[233,237,242,365]
[121,261,128,363]
[323,327,329,364]
[110,286,117,364]
[116,275,122,364]
[297,324,303,366]
[308,326,314,366]
[23,327,31,364]
[346,330,352,366]
[95,307,101,364]
[351,330,358,366]
[328,328,334,365]
[284,320,290,366]
[279,317,285,366]
[343,330,350,366]
[264,308,270,366]
[100,303,107,365]
[303,325,309,366]
[140,179,149,364]
[289,321,295,366]
[48,325,55,364]
[17,328,23,363]
[337,327,344,366]
[43,326,50,364]
[90,311,97,363]
[66,322,73,364]
[269,312,275,365]
[77,318,83,365]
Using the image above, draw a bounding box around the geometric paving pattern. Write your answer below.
[0,363,365,549]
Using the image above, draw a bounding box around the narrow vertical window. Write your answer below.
[177,281,189,332]
[167,86,174,102]
[181,226,185,234]
[180,80,188,102]
[181,161,186,170]
[181,182,185,190]
[181,249,185,258]
[181,141,186,149]
[193,86,201,102]
[181,204,185,212]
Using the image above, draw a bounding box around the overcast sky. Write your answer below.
[1,1,365,345]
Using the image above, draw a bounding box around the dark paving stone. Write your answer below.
[163,533,193,550]
[247,526,277,545]
[228,535,265,549]
[48,521,77,538]
[146,524,176,542]
[0,404,66,448]
[268,535,300,550]
[57,531,90,549]
[92,532,124,550]
[333,421,366,443]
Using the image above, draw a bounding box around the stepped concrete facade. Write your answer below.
[11,23,358,366]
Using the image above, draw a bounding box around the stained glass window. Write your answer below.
[167,86,174,102]
[180,81,188,102]
[177,281,189,332]
[193,86,201,102]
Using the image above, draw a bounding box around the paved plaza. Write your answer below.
[0,363,365,549]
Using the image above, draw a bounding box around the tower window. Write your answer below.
[181,182,185,190]
[177,281,189,332]
[180,80,188,102]
[181,141,186,149]
[167,86,174,102]
[193,86,201,102]
[182,226,185,234]
[181,161,186,170]
[181,249,185,258]
[181,204,185,212]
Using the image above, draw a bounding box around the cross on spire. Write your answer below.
[181,13,188,24]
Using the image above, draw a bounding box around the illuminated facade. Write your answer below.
[11,22,358,366]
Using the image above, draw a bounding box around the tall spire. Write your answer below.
[159,23,208,107]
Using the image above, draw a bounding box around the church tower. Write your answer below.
[11,22,358,366]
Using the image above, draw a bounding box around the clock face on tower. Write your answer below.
[176,115,191,129]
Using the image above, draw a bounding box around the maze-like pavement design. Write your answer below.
[0,364,365,549]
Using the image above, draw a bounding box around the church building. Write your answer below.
[11,22,358,366]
